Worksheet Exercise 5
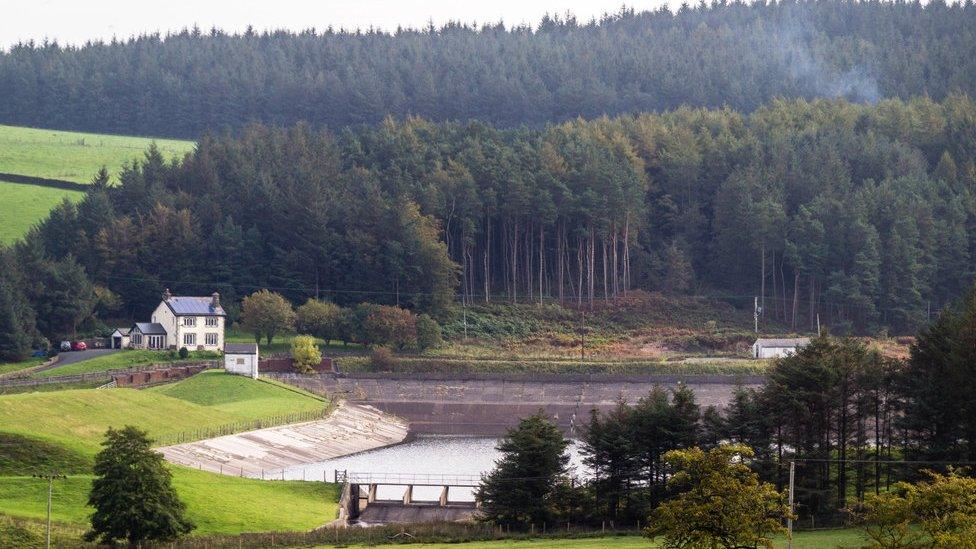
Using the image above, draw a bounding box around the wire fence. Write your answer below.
[153,405,333,447]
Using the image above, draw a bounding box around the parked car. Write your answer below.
[60,340,72,352]
[71,341,87,351]
[31,349,47,358]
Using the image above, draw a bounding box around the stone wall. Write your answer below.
[113,364,210,388]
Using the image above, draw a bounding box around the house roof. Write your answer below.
[164,296,226,317]
[133,322,167,335]
[112,328,132,336]
[225,343,258,355]
[754,338,811,348]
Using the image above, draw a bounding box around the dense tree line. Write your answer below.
[0,95,974,353]
[485,283,976,529]
[3,1,976,137]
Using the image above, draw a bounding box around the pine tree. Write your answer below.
[85,426,194,544]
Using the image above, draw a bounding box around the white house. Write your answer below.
[752,338,811,359]
[129,290,227,351]
[224,343,259,378]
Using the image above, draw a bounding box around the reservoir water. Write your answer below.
[278,436,590,501]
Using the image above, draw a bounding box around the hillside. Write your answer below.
[0,124,194,245]
[0,180,83,244]
[1,2,975,136]
[0,124,193,184]
[0,371,338,534]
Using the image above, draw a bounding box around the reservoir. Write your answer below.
[278,435,590,501]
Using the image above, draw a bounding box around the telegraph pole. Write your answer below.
[33,472,65,549]
[787,460,795,549]
[754,296,759,334]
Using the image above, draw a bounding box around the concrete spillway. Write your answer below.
[157,402,409,476]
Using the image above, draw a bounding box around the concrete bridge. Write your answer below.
[337,471,481,524]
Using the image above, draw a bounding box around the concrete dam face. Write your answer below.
[269,373,761,436]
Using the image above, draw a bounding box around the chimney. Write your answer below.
[163,288,172,301]
[212,292,220,308]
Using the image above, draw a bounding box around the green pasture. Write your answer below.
[0,181,83,244]
[0,124,194,184]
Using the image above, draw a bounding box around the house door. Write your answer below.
[148,335,164,349]
[113,336,122,349]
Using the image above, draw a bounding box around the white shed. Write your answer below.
[224,343,259,378]
[752,338,811,359]
[110,328,131,349]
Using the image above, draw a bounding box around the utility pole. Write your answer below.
[754,296,759,334]
[33,472,65,549]
[787,460,795,549]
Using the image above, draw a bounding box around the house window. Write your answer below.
[205,317,218,327]
[183,333,196,346]
[183,317,197,327]
[132,333,142,345]
[236,358,245,365]
[205,333,218,346]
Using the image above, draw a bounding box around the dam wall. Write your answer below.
[268,373,760,436]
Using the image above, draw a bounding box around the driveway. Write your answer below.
[34,348,120,374]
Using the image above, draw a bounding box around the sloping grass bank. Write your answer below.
[0,371,337,534]
[0,180,83,244]
[0,124,193,185]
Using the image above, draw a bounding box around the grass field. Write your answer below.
[0,124,194,184]
[0,470,338,535]
[0,180,84,244]
[0,371,337,534]
[32,349,219,378]
[148,369,327,417]
[0,357,44,376]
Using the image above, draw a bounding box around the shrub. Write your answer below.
[290,335,322,374]
[415,314,443,351]
[178,346,189,359]
[369,346,396,371]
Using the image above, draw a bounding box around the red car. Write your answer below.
[70,341,87,351]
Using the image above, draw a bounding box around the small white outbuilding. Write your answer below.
[224,343,259,378]
[752,338,811,359]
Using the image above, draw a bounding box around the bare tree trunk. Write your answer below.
[772,251,778,320]
[483,217,491,303]
[611,223,619,298]
[760,242,766,323]
[558,222,565,303]
[809,274,816,331]
[623,215,631,295]
[577,237,584,306]
[511,221,518,303]
[525,223,532,301]
[792,271,800,331]
[602,235,609,301]
[780,256,787,321]
[588,227,595,310]
[539,224,545,305]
